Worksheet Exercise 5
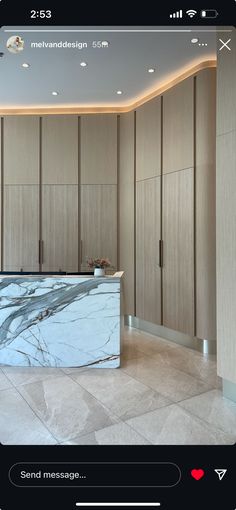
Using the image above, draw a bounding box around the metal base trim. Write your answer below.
[125,315,216,355]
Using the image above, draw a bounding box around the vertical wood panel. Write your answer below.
[42,185,78,272]
[80,115,117,184]
[119,112,135,315]
[217,131,236,382]
[4,116,40,184]
[136,97,161,180]
[81,185,117,271]
[216,27,236,136]
[163,77,194,174]
[136,177,161,324]
[163,168,194,335]
[3,186,39,271]
[42,116,78,184]
[196,69,216,340]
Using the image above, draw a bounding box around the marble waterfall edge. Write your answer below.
[0,277,121,368]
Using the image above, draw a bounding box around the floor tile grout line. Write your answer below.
[176,393,236,438]
[0,384,59,444]
[16,373,124,444]
[123,400,236,445]
[121,350,218,389]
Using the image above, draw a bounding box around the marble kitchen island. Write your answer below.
[0,272,123,368]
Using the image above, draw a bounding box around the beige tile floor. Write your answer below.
[0,326,236,445]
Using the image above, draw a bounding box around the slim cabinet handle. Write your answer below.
[80,240,83,264]
[39,240,44,265]
[159,240,163,268]
[41,240,44,265]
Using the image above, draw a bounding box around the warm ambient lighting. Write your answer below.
[116,90,123,95]
[148,68,155,73]
[52,91,59,96]
[80,62,87,67]
[22,63,30,68]
[0,59,216,115]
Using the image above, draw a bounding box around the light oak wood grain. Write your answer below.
[196,69,216,341]
[136,97,161,181]
[3,185,39,271]
[217,130,236,383]
[119,112,135,315]
[136,177,161,325]
[41,185,79,272]
[216,27,236,136]
[42,116,78,184]
[80,185,117,270]
[163,77,194,174]
[80,115,117,184]
[4,116,40,184]
[163,168,194,336]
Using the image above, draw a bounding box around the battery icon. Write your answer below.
[201,9,218,18]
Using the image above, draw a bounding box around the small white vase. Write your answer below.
[94,267,105,277]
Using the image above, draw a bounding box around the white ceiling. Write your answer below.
[0,26,217,107]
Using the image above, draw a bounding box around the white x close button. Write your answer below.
[219,38,231,51]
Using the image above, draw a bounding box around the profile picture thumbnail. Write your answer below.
[6,35,24,54]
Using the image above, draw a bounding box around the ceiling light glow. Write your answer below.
[52,91,59,96]
[148,68,155,73]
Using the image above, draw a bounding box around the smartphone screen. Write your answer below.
[0,2,235,509]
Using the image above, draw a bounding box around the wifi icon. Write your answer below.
[186,9,197,17]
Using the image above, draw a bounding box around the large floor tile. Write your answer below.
[126,404,235,445]
[148,347,219,388]
[70,369,171,420]
[1,366,65,387]
[122,355,213,402]
[0,388,57,445]
[179,389,236,436]
[62,422,151,445]
[123,327,178,355]
[18,375,119,442]
[0,369,13,391]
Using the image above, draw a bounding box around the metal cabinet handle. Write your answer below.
[80,240,83,264]
[41,240,44,265]
[159,240,163,268]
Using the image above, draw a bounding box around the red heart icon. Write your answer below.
[191,469,205,480]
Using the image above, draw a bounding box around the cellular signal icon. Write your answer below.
[170,9,183,18]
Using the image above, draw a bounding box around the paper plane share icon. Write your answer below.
[214,469,227,480]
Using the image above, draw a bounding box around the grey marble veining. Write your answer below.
[0,276,121,368]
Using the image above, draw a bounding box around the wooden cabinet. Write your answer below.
[3,116,40,271]
[136,177,161,325]
[119,112,135,315]
[163,168,194,336]
[4,116,40,184]
[3,186,39,271]
[81,185,117,271]
[41,185,78,272]
[196,69,216,341]
[136,97,161,181]
[80,114,117,184]
[42,116,78,184]
[163,77,194,174]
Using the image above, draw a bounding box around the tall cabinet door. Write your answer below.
[135,97,162,324]
[41,116,79,272]
[81,185,117,271]
[80,114,117,271]
[3,116,40,271]
[163,168,194,336]
[136,177,161,324]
